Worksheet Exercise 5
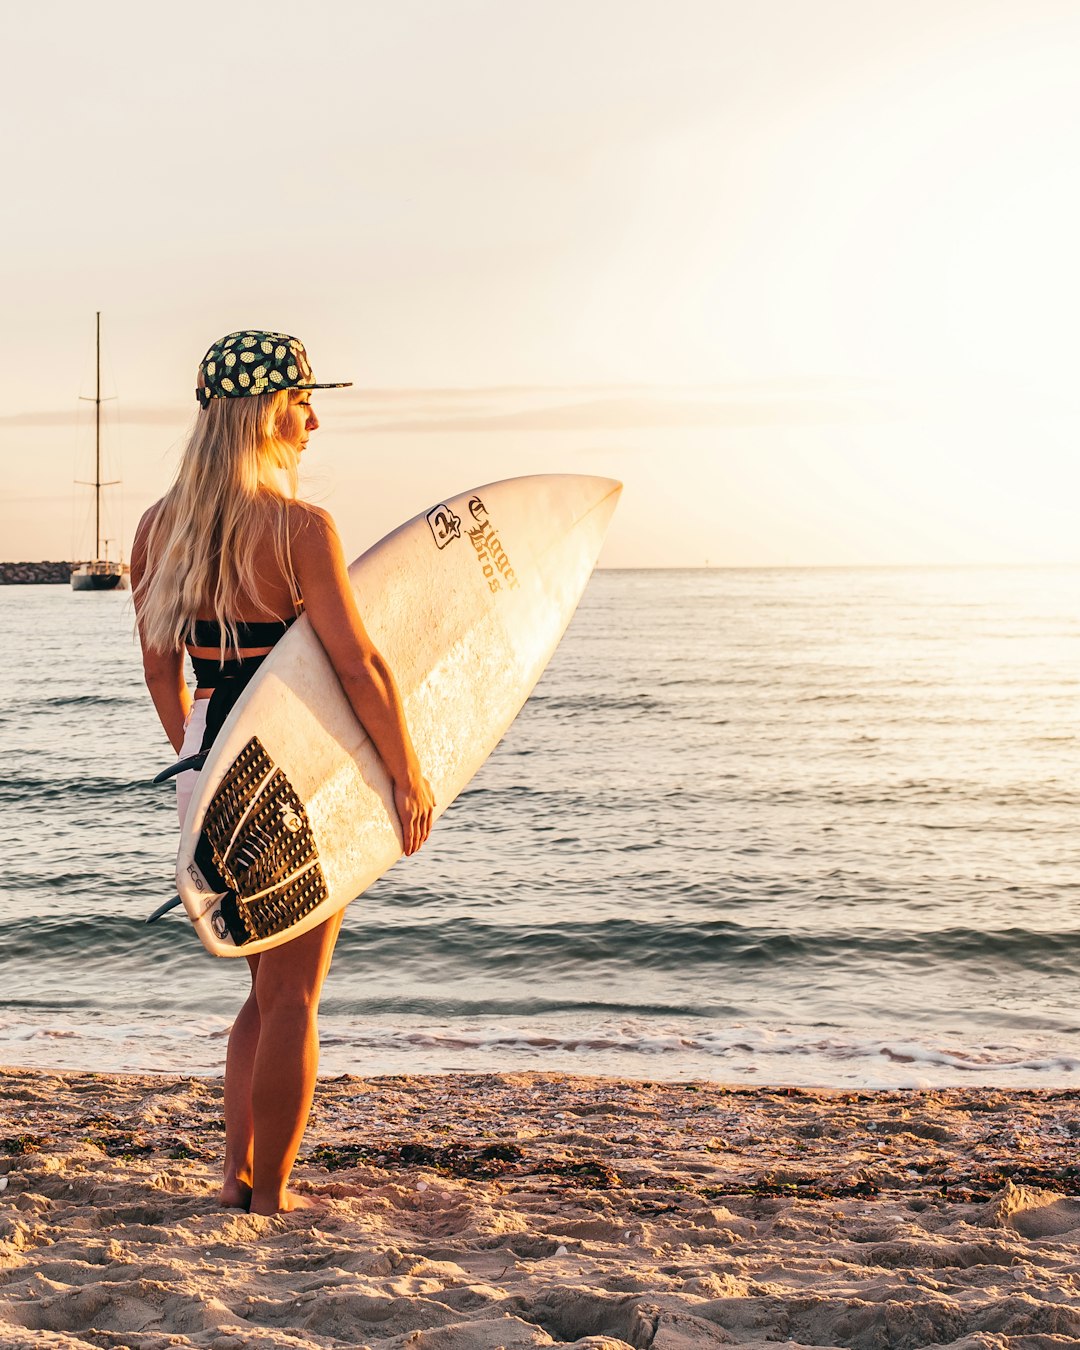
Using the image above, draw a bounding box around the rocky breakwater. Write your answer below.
[0,561,77,584]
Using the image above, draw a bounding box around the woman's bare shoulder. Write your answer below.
[285,499,335,528]
[131,499,166,577]
[134,498,166,538]
[285,500,341,548]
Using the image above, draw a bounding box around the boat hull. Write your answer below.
[71,564,129,591]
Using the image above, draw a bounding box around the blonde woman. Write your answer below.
[132,330,434,1215]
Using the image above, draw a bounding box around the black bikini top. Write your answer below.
[188,617,296,649]
[187,616,297,693]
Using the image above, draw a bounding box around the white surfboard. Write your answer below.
[175,474,621,957]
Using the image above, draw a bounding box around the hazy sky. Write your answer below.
[4,0,1080,566]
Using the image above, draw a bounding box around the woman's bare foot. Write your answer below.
[249,1188,322,1215]
[218,1177,253,1209]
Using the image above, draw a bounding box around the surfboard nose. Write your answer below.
[591,477,623,526]
[558,474,622,557]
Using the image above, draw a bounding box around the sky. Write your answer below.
[3,0,1080,567]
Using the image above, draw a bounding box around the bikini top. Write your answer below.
[186,616,297,688]
[188,617,295,649]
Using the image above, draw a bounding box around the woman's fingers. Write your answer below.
[410,809,431,854]
[395,778,435,855]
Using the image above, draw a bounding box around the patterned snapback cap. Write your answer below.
[196,331,352,407]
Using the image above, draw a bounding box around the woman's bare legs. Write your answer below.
[219,953,262,1208]
[248,911,345,1214]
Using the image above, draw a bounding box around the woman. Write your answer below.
[132,330,434,1215]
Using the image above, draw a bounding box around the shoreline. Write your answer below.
[3,1067,1080,1348]
[7,1014,1078,1088]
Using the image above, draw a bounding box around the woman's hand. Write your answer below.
[395,774,435,855]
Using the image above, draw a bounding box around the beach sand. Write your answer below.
[1,1068,1080,1349]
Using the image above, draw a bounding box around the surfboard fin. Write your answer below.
[145,895,183,924]
[152,753,208,784]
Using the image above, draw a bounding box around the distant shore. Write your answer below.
[0,561,77,584]
[2,1067,1080,1348]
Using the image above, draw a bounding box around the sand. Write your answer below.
[2,1068,1080,1349]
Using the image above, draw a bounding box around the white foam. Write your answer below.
[3,1011,1078,1086]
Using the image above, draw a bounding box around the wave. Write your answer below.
[332,918,1080,976]
[6,911,1080,978]
[321,1022,1080,1078]
[318,994,740,1019]
[0,774,162,805]
[2,1009,1076,1086]
[530,692,669,715]
[27,694,135,711]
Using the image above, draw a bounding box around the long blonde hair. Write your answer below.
[135,390,301,656]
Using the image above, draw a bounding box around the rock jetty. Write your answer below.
[0,561,78,584]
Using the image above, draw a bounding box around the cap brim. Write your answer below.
[303,381,353,390]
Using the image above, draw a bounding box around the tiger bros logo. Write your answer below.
[467,496,520,593]
[427,503,462,550]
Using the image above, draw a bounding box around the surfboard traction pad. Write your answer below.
[193,736,328,947]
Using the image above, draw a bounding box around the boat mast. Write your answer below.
[95,310,101,559]
[75,312,119,568]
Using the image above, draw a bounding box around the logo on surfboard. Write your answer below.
[466,497,520,593]
[427,504,462,549]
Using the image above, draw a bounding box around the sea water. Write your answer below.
[2,567,1079,1087]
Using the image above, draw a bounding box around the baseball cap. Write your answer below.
[196,331,352,407]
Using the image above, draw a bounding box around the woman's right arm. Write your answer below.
[288,504,434,856]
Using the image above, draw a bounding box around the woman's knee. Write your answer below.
[254,974,322,1022]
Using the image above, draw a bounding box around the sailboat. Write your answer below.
[71,312,129,591]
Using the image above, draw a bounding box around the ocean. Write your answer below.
[2,567,1079,1088]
